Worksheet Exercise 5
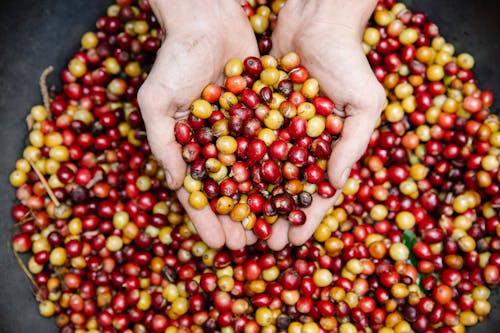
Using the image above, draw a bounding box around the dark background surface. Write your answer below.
[0,1,499,332]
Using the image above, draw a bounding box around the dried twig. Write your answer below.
[11,245,38,290]
[25,114,34,130]
[86,169,104,189]
[27,158,60,206]
[39,66,54,114]
[10,209,35,233]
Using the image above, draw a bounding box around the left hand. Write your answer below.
[138,0,260,250]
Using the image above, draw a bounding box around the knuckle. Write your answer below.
[137,82,155,110]
[375,84,387,106]
[362,81,386,116]
[137,81,171,120]
[290,237,303,247]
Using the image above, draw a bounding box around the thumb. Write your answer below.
[146,115,187,190]
[138,86,187,190]
[327,103,380,189]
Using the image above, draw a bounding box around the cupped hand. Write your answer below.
[266,0,386,250]
[138,0,259,249]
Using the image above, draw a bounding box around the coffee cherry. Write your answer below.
[9,3,500,333]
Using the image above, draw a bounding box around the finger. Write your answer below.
[304,46,384,190]
[144,114,187,189]
[176,188,225,249]
[269,0,307,57]
[219,215,247,250]
[137,78,187,190]
[288,191,342,246]
[245,230,258,245]
[266,218,290,251]
[326,106,380,189]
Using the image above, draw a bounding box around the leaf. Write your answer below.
[403,230,426,288]
[403,230,418,265]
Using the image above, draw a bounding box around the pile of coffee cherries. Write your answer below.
[176,52,341,237]
[8,0,500,332]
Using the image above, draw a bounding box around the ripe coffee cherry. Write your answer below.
[174,54,345,234]
[9,3,500,333]
[261,160,282,185]
[288,210,307,226]
[247,138,267,161]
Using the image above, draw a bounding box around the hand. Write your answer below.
[266,0,386,250]
[138,0,259,249]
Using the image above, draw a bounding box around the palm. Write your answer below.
[266,2,385,249]
[138,4,259,249]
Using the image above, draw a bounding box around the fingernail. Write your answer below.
[165,170,173,186]
[339,168,351,188]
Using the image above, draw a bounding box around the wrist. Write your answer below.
[150,0,245,32]
[327,0,377,38]
[283,0,377,39]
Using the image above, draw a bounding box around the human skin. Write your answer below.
[266,0,386,250]
[138,0,260,249]
[138,0,385,250]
